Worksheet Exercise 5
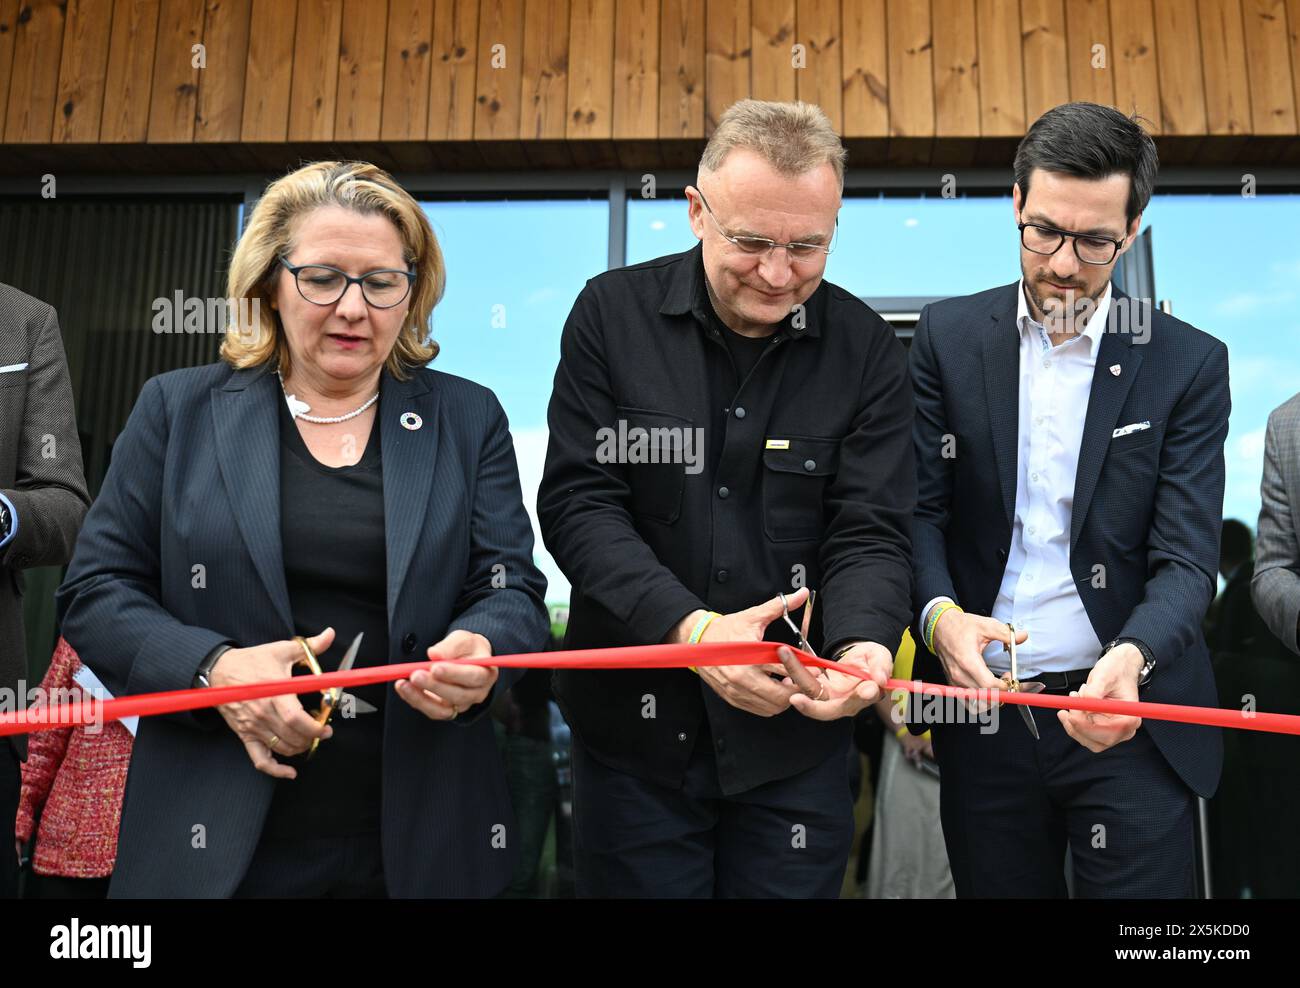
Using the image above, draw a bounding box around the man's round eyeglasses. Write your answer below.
[280,257,416,308]
[693,188,836,261]
[1018,222,1124,265]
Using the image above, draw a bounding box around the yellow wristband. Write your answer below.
[687,611,722,674]
[895,725,909,739]
[924,601,961,653]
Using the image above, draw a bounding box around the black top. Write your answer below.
[261,391,390,840]
[540,243,915,795]
[715,310,774,385]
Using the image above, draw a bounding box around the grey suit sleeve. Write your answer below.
[0,304,89,569]
[1252,406,1300,655]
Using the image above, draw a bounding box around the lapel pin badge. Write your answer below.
[400,411,423,431]
[1109,364,1121,377]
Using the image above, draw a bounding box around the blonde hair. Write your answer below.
[700,100,847,189]
[220,160,444,378]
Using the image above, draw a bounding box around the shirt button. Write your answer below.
[678,732,687,742]
[716,737,727,752]
[1027,526,1036,535]
[1042,359,1051,369]
[804,459,816,471]
[1031,472,1039,482]
[716,569,729,583]
[734,407,746,419]
[718,486,729,499]
[401,633,417,654]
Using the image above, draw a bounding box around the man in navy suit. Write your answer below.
[910,102,1228,898]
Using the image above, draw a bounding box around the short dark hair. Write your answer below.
[1013,102,1159,227]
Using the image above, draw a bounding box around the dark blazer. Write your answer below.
[0,283,90,763]
[910,282,1227,799]
[55,361,550,897]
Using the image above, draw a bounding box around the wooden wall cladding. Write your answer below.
[0,0,1296,167]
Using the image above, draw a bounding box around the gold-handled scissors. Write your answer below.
[1002,622,1045,740]
[292,632,375,759]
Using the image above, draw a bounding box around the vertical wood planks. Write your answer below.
[841,0,888,137]
[1152,0,1207,134]
[5,0,66,142]
[796,0,841,130]
[613,0,658,138]
[101,0,162,143]
[932,0,980,137]
[566,0,614,138]
[705,0,750,133]
[1109,0,1160,127]
[474,0,524,139]
[1198,0,1251,134]
[1240,0,1297,134]
[54,0,115,142]
[240,0,297,140]
[1065,0,1115,107]
[750,0,795,103]
[1021,0,1069,123]
[887,0,935,137]
[288,0,344,140]
[658,0,703,137]
[147,0,207,142]
[977,0,1026,134]
[196,0,253,142]
[380,0,434,139]
[428,0,478,139]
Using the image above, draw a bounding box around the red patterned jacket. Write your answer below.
[14,638,132,878]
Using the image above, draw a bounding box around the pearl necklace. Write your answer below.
[276,370,379,424]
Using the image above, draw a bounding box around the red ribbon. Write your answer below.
[2,641,1297,736]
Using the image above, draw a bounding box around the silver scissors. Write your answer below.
[777,591,830,701]
[779,589,818,657]
[1003,622,1045,740]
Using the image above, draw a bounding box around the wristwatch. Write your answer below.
[192,643,234,689]
[0,498,10,542]
[1103,637,1155,687]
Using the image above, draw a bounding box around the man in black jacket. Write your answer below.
[910,103,1228,897]
[538,99,915,897]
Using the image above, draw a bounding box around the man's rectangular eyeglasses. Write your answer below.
[1018,222,1124,265]
[694,188,836,260]
[280,257,416,308]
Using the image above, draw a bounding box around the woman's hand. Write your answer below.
[395,631,498,722]
[210,627,336,780]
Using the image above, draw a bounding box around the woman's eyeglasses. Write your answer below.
[280,257,416,308]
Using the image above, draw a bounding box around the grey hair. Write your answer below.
[700,99,847,189]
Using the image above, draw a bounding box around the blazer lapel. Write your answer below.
[982,284,1021,531]
[380,369,440,619]
[211,364,294,633]
[1071,306,1143,548]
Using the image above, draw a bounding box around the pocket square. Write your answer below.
[1112,421,1151,439]
[0,362,29,374]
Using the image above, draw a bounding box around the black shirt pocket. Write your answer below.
[761,436,840,542]
[613,405,696,525]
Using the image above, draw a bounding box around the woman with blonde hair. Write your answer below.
[57,161,549,897]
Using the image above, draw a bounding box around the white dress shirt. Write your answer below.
[922,279,1111,676]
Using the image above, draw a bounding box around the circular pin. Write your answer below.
[400,411,423,431]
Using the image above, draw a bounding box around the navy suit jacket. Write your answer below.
[55,361,549,897]
[910,283,1227,799]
